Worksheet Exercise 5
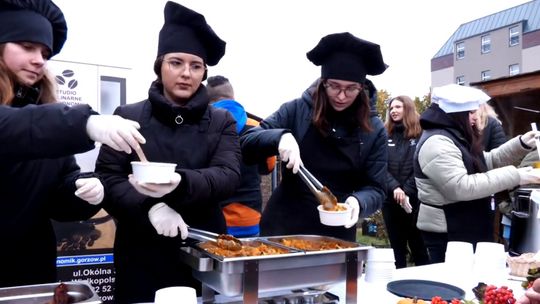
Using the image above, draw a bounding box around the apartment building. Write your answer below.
[431,0,540,87]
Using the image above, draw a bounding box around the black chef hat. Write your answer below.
[306,32,387,83]
[0,0,67,58]
[157,1,225,66]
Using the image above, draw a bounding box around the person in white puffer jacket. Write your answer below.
[413,84,540,263]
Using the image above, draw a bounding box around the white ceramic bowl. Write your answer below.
[317,203,351,226]
[131,161,177,184]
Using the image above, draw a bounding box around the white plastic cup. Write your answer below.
[365,248,396,283]
[474,242,506,269]
[473,242,507,284]
[367,248,396,262]
[445,241,474,270]
[154,286,196,304]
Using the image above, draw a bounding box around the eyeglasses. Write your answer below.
[164,59,206,75]
[323,82,362,98]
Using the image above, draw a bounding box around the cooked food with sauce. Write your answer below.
[200,242,289,257]
[46,282,72,304]
[280,238,352,251]
[327,203,347,212]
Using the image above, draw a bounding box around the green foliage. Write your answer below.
[375,89,391,122]
[415,94,431,114]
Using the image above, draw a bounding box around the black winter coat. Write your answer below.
[241,86,387,241]
[0,90,100,288]
[482,116,507,152]
[385,123,418,205]
[95,81,241,303]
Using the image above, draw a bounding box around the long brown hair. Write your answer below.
[311,79,372,136]
[447,110,486,171]
[385,95,422,139]
[0,44,57,105]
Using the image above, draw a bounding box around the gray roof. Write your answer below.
[433,0,540,58]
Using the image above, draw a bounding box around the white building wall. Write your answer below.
[431,67,455,88]
[522,45,540,73]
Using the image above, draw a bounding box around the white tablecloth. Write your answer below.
[328,262,527,303]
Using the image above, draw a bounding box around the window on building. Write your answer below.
[100,76,126,115]
[509,26,520,46]
[509,64,520,76]
[456,42,465,59]
[481,35,491,54]
[481,70,491,81]
[456,76,465,85]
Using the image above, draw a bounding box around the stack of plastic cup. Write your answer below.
[445,241,474,272]
[444,241,475,285]
[365,248,396,284]
[154,286,197,304]
[473,242,507,285]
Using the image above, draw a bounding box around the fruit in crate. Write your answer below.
[481,285,516,304]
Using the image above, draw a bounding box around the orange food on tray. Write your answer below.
[200,242,288,258]
[279,238,350,251]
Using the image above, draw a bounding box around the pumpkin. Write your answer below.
[397,297,427,304]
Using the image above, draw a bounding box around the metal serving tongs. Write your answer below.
[187,227,243,251]
[298,165,338,211]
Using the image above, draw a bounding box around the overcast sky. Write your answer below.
[53,0,531,117]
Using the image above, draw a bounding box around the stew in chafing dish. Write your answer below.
[199,242,289,258]
[279,238,352,251]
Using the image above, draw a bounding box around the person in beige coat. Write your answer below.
[413,84,540,263]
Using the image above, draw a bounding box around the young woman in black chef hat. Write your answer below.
[95,2,241,302]
[241,32,388,242]
[0,0,144,288]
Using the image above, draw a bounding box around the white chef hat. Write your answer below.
[431,84,491,113]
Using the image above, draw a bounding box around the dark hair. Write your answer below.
[311,79,372,136]
[153,55,164,82]
[447,111,486,172]
[207,75,229,87]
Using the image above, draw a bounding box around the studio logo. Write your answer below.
[55,69,82,105]
[55,69,78,89]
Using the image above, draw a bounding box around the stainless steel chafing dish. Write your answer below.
[180,234,372,304]
[0,280,101,303]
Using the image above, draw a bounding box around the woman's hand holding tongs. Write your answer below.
[278,133,303,173]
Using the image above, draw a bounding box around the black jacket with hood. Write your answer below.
[95,81,241,303]
[241,81,387,241]
[0,87,100,287]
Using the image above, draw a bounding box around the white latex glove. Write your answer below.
[518,167,540,185]
[75,177,104,205]
[148,202,188,238]
[520,130,540,148]
[86,115,146,154]
[344,196,360,229]
[278,133,303,174]
[128,173,181,198]
[401,196,413,214]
